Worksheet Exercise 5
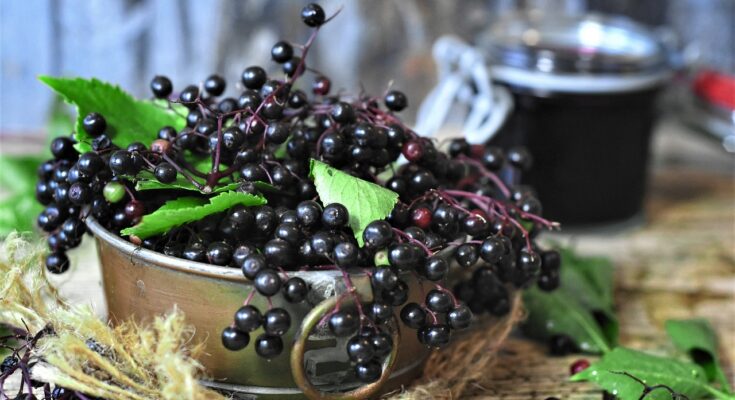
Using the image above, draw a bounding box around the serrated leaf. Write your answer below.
[38,76,186,153]
[45,94,75,154]
[135,179,241,193]
[666,319,732,393]
[134,171,240,194]
[523,286,611,354]
[571,348,716,400]
[133,170,273,194]
[120,191,266,239]
[309,159,398,246]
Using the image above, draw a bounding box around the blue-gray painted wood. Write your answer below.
[0,0,732,135]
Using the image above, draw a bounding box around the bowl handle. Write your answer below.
[290,295,401,400]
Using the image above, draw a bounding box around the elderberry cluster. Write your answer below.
[32,2,562,387]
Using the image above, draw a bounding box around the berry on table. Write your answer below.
[570,359,590,375]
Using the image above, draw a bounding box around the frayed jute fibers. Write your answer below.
[0,233,523,400]
[0,233,225,400]
[386,294,525,399]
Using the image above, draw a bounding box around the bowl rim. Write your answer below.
[85,217,343,283]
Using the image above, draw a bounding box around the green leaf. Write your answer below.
[0,155,45,237]
[120,191,266,240]
[45,94,75,154]
[133,170,273,194]
[560,248,615,308]
[38,76,186,153]
[191,156,227,174]
[666,319,732,393]
[523,286,612,354]
[0,155,45,193]
[309,159,398,246]
[134,171,240,194]
[0,193,43,236]
[571,347,718,400]
[562,262,619,346]
[522,248,617,353]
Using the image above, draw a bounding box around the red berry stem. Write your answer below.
[391,227,433,256]
[338,266,375,329]
[162,153,205,191]
[457,155,512,198]
[211,115,225,176]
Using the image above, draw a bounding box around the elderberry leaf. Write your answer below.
[0,194,43,237]
[666,319,732,393]
[0,155,46,237]
[523,248,617,353]
[571,347,713,400]
[0,155,45,193]
[309,159,398,246]
[39,76,186,153]
[134,171,240,194]
[523,286,611,354]
[134,170,275,194]
[560,248,615,308]
[120,191,266,240]
[45,94,75,154]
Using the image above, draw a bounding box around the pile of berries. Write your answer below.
[33,3,561,386]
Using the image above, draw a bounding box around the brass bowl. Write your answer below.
[86,218,430,399]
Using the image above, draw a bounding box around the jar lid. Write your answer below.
[478,13,672,93]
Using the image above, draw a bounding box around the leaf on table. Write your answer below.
[522,248,617,353]
[666,319,732,393]
[571,347,713,400]
[120,191,266,240]
[523,286,612,354]
[309,159,398,246]
[38,76,186,153]
[560,248,615,308]
[562,262,619,346]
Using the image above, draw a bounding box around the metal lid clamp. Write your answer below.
[415,35,513,144]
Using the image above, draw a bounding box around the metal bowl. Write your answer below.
[86,218,430,399]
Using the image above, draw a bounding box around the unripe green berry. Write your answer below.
[103,181,126,203]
